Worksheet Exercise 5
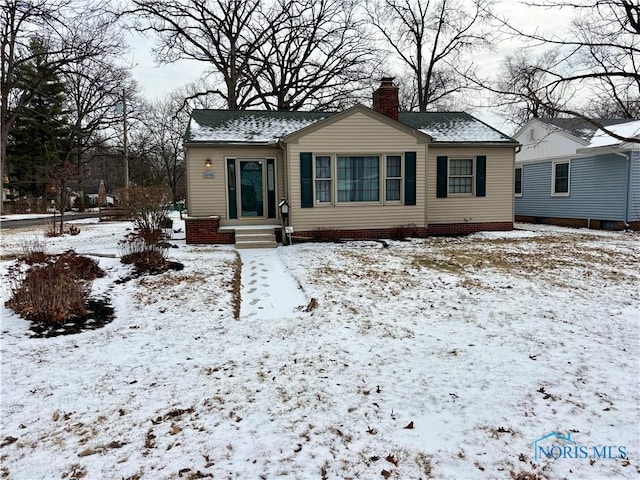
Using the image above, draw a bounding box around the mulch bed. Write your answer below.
[26,298,115,338]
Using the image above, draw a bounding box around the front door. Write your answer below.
[239,160,264,217]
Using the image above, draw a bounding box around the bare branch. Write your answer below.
[476,0,639,142]
[366,0,495,111]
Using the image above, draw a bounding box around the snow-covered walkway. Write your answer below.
[238,248,309,320]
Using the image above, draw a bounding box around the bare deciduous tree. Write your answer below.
[62,24,132,210]
[488,0,640,142]
[130,0,267,110]
[487,49,569,128]
[130,0,379,111]
[366,0,495,112]
[133,92,189,202]
[248,0,378,111]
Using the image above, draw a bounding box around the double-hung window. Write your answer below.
[449,159,474,194]
[337,156,380,202]
[304,153,412,205]
[515,167,522,196]
[315,155,331,203]
[385,155,402,201]
[552,161,569,195]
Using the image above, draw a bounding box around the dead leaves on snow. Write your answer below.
[150,407,195,425]
[145,406,198,455]
[77,440,125,457]
[177,468,213,479]
[0,436,18,448]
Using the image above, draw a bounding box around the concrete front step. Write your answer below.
[235,229,276,249]
[236,240,277,249]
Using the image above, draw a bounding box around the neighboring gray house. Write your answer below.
[514,118,640,231]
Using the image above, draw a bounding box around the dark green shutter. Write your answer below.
[300,152,313,208]
[404,151,416,205]
[476,155,486,197]
[226,158,237,219]
[436,156,448,198]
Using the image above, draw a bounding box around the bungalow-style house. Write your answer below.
[514,118,640,230]
[183,79,519,246]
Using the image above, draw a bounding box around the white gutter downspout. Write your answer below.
[613,151,632,227]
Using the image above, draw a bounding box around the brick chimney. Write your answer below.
[372,77,399,121]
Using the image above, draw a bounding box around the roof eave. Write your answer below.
[576,143,637,155]
[431,141,520,147]
[183,140,281,147]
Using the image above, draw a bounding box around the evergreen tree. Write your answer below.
[6,38,72,209]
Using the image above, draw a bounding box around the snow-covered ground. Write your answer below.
[1,217,638,479]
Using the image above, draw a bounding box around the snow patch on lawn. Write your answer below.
[1,223,638,479]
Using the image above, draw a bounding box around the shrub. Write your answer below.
[124,185,172,236]
[56,250,105,281]
[5,250,104,324]
[118,232,168,273]
[17,235,49,265]
[118,186,172,273]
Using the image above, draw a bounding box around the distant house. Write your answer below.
[514,118,640,231]
[183,78,519,246]
[66,179,109,207]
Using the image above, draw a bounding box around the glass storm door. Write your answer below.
[239,160,264,217]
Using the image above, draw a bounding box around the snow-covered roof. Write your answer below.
[529,118,631,142]
[185,108,517,145]
[399,112,515,143]
[586,120,640,148]
[186,111,330,144]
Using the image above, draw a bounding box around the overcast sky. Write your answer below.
[125,1,578,133]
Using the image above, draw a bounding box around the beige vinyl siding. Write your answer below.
[286,111,428,231]
[427,146,515,224]
[186,145,283,219]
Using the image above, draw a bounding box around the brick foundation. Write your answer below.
[515,215,638,231]
[426,222,513,235]
[294,226,428,242]
[185,217,235,244]
[294,222,513,242]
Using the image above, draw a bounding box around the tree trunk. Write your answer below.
[0,121,9,216]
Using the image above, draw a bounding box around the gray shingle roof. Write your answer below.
[186,110,331,144]
[535,118,632,142]
[399,112,516,143]
[65,179,104,195]
[185,108,517,145]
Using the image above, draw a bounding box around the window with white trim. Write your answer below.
[515,167,522,196]
[314,155,331,203]
[552,161,569,195]
[385,155,402,201]
[449,158,474,194]
[337,156,380,202]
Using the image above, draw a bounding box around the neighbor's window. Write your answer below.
[553,161,569,195]
[337,156,379,202]
[315,155,331,203]
[449,158,474,194]
[515,167,522,196]
[386,155,402,201]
